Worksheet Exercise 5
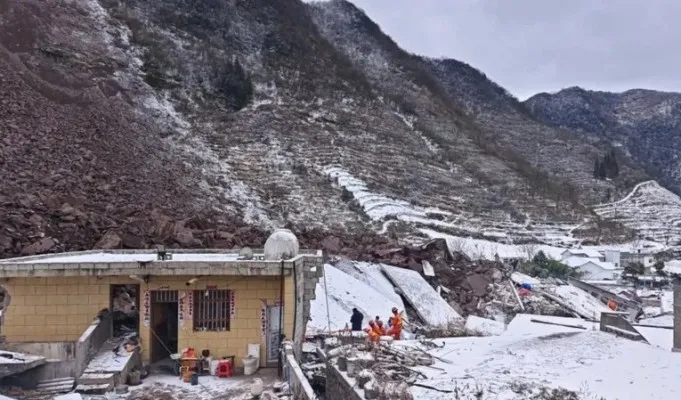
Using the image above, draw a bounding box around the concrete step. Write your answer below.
[36,377,74,394]
[78,372,115,386]
[37,377,75,386]
[75,382,113,394]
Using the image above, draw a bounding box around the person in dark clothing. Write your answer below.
[350,308,364,331]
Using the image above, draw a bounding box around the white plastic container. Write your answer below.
[210,359,220,376]
[250,378,264,396]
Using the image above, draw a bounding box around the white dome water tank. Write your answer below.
[263,229,299,260]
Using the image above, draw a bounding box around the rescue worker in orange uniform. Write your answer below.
[364,320,380,342]
[387,307,403,340]
[373,320,387,336]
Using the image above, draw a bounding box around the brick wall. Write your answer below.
[143,275,294,368]
[2,274,296,368]
[2,276,120,342]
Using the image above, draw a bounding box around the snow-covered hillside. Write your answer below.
[593,180,681,248]
[325,167,580,246]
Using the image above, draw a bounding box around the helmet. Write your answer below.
[377,320,384,326]
[368,320,376,325]
[392,307,398,314]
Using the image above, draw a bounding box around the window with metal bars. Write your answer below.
[193,289,230,331]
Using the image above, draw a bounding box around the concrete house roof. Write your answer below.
[578,260,619,271]
[563,257,618,270]
[560,248,603,259]
[564,256,600,268]
[0,249,323,278]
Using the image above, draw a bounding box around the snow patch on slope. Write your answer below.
[323,166,450,221]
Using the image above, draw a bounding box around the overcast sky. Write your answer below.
[345,0,681,100]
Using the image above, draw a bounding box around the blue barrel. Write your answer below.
[521,283,532,290]
[191,373,199,386]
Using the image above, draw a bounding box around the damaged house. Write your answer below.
[0,231,322,393]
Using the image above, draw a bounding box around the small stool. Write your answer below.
[179,366,191,382]
[217,359,232,378]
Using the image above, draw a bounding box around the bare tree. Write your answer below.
[520,243,539,261]
[631,235,643,253]
[448,238,469,256]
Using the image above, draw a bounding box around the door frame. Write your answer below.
[149,290,179,363]
[265,304,283,367]
[109,284,141,333]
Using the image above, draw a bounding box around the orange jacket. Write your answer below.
[373,324,386,336]
[364,327,379,342]
[389,314,403,331]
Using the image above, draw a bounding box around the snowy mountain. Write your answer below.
[525,87,681,194]
[0,0,674,257]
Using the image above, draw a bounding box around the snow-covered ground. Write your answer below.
[308,263,405,334]
[123,369,278,400]
[381,264,462,326]
[640,314,673,328]
[505,313,673,351]
[404,331,681,399]
[504,314,598,337]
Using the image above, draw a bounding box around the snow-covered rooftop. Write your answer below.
[663,259,681,275]
[563,256,600,268]
[0,249,322,277]
[560,248,603,258]
[563,256,618,270]
[0,252,241,264]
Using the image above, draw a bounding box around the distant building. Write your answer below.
[563,256,621,280]
[603,250,621,268]
[620,250,656,268]
[560,248,604,262]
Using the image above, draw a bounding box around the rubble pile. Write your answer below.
[355,239,518,319]
[321,337,451,400]
[350,239,579,322]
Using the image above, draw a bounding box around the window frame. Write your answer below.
[192,289,231,332]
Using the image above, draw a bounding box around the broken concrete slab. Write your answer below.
[465,316,505,336]
[0,351,46,379]
[380,265,462,326]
